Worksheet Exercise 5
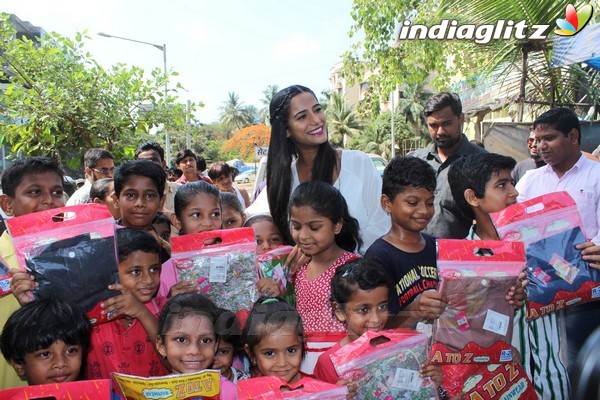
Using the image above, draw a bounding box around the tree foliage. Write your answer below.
[0,14,195,167]
[259,84,279,125]
[326,93,362,148]
[218,92,256,138]
[220,123,270,161]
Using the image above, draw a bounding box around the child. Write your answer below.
[220,192,246,229]
[1,156,66,389]
[89,177,120,220]
[208,162,251,208]
[289,181,362,373]
[243,214,284,255]
[152,214,172,242]
[0,298,91,386]
[314,259,443,391]
[364,156,446,328]
[212,308,249,383]
[85,227,168,379]
[155,293,237,398]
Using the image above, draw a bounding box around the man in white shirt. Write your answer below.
[516,108,600,397]
[66,148,115,205]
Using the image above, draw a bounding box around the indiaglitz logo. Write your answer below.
[555,4,594,36]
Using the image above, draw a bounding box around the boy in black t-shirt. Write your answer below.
[365,156,447,328]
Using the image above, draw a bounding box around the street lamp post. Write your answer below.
[98,32,171,166]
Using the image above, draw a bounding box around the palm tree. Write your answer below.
[396,84,429,138]
[259,84,279,125]
[219,92,255,138]
[326,93,362,148]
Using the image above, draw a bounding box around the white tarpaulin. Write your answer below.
[550,23,600,69]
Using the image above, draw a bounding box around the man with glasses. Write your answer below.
[66,148,115,205]
[511,127,545,184]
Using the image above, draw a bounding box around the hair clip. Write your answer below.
[261,297,279,305]
[342,266,354,278]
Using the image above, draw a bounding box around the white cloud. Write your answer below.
[271,32,321,62]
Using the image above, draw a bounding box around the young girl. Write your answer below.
[313,259,444,394]
[243,214,284,255]
[289,181,362,373]
[219,192,246,229]
[152,214,172,242]
[155,293,237,399]
[89,178,120,220]
[211,308,249,384]
[158,181,222,298]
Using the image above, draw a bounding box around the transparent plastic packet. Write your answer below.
[6,204,120,326]
[330,329,437,400]
[433,240,524,364]
[256,245,295,305]
[171,227,259,312]
[490,191,600,320]
[238,376,348,400]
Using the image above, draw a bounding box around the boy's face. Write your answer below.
[212,341,235,376]
[475,169,518,214]
[381,187,434,233]
[113,175,161,230]
[252,220,283,255]
[153,222,171,242]
[0,172,65,217]
[119,250,161,304]
[12,340,82,385]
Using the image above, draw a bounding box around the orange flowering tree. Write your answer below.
[220,124,271,161]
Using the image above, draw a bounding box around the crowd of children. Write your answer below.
[0,88,599,400]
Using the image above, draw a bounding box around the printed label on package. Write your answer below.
[549,253,579,284]
[208,256,228,283]
[389,367,422,392]
[483,309,510,336]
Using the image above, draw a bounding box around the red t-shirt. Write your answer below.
[313,341,342,384]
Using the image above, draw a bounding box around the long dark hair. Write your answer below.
[266,85,338,244]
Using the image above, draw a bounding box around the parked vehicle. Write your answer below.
[369,155,388,176]
[234,169,256,183]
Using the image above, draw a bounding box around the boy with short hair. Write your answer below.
[365,156,447,328]
[0,298,91,386]
[0,156,66,389]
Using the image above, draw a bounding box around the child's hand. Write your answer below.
[256,277,280,297]
[284,245,311,275]
[9,268,36,306]
[168,280,200,298]
[420,361,443,389]
[578,241,600,269]
[414,290,447,321]
[102,283,147,320]
[336,379,357,399]
[506,266,528,309]
[511,345,522,364]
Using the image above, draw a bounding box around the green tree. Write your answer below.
[259,84,279,125]
[0,15,193,167]
[326,93,362,148]
[218,92,255,138]
[396,84,429,138]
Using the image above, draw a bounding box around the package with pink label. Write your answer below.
[6,204,120,326]
[432,239,524,364]
[490,191,600,320]
[256,245,295,305]
[330,329,436,400]
[238,376,348,400]
[171,227,259,312]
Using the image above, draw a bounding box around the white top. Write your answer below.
[233,186,246,211]
[66,179,92,206]
[515,153,600,244]
[246,150,390,252]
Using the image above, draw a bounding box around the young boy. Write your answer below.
[0,157,66,389]
[364,156,446,328]
[448,152,564,399]
[0,298,91,386]
[85,227,168,379]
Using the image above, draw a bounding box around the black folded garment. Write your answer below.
[26,233,120,312]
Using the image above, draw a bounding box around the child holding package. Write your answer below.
[289,181,362,372]
[1,157,66,389]
[243,214,284,255]
[313,259,443,391]
[212,308,249,383]
[220,192,246,229]
[0,298,90,386]
[155,293,237,398]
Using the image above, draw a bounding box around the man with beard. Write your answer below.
[410,92,486,239]
[512,127,546,184]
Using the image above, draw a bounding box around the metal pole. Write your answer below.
[391,90,395,159]
[186,99,191,149]
[162,44,171,166]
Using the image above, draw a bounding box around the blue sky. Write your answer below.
[3,0,357,122]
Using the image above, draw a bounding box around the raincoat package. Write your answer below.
[330,329,437,400]
[0,379,111,400]
[256,245,295,305]
[112,370,220,400]
[491,191,600,320]
[432,240,524,364]
[6,204,120,326]
[238,376,348,400]
[171,227,259,312]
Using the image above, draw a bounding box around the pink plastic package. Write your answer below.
[238,376,348,400]
[490,191,600,320]
[171,227,259,312]
[330,329,436,400]
[6,204,120,326]
[432,239,524,364]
